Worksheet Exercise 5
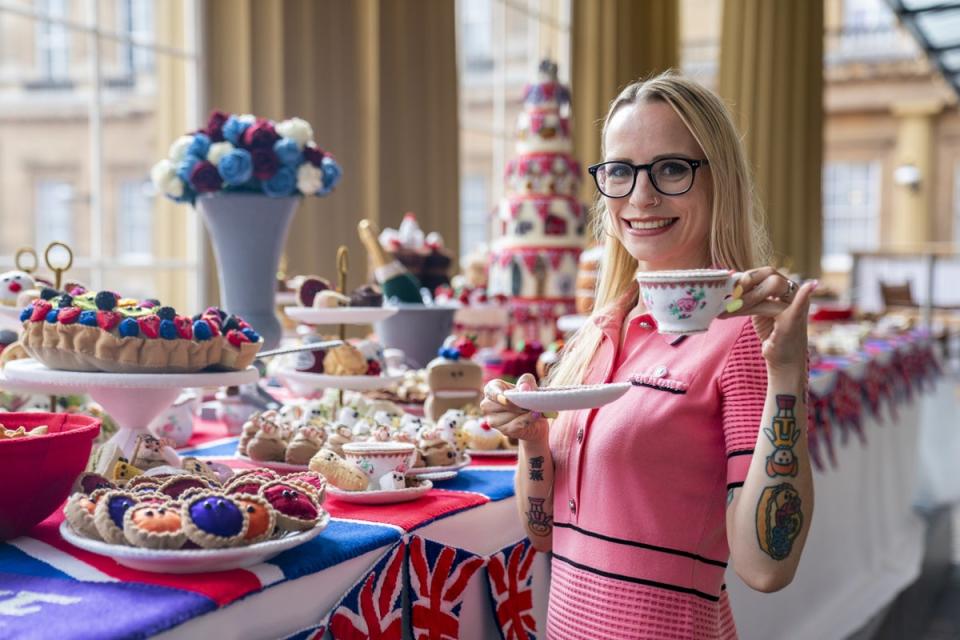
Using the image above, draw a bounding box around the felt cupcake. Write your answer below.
[233,494,277,544]
[93,490,139,545]
[158,475,216,500]
[462,418,503,451]
[259,481,321,531]
[123,502,187,550]
[284,425,326,466]
[181,491,249,549]
[308,449,368,491]
[64,492,105,539]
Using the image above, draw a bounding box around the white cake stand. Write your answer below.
[2,359,258,457]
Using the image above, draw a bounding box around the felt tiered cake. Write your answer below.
[487,60,585,345]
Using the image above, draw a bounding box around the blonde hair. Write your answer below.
[547,70,770,396]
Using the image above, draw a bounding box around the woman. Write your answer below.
[481,71,816,639]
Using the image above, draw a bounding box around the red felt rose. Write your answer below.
[241,119,280,150]
[189,161,222,193]
[251,149,278,180]
[205,110,229,142]
[454,337,477,359]
[303,145,325,167]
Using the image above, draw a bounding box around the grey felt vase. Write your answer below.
[196,192,299,350]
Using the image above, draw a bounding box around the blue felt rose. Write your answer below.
[262,166,297,197]
[218,149,254,186]
[222,116,251,146]
[273,138,303,168]
[175,155,202,183]
[320,156,342,191]
[187,133,211,159]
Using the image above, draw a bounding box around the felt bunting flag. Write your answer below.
[408,536,485,640]
[486,538,540,640]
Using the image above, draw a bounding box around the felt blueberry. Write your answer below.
[45,309,59,323]
[57,294,73,308]
[78,310,97,327]
[241,328,260,342]
[159,319,177,340]
[193,319,212,341]
[118,317,140,337]
[95,291,117,311]
[39,287,59,301]
[156,306,177,321]
[222,315,240,332]
[19,306,32,322]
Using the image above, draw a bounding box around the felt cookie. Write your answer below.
[233,494,277,544]
[93,490,139,545]
[308,449,368,492]
[181,492,248,549]
[123,502,187,550]
[110,459,144,485]
[259,481,321,532]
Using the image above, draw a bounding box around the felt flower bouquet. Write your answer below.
[151,110,343,204]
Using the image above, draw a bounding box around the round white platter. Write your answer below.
[277,368,403,392]
[504,382,631,412]
[406,453,472,477]
[326,479,432,505]
[284,306,399,326]
[59,512,329,573]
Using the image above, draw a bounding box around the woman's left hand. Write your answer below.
[718,267,818,372]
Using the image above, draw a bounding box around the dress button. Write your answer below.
[568,499,577,514]
[639,322,652,330]
[576,427,584,443]
[653,365,668,378]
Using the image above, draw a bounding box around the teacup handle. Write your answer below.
[725,271,745,296]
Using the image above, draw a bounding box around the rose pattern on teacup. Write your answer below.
[636,269,740,335]
[668,287,707,320]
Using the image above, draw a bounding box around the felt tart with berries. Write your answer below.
[19,289,262,373]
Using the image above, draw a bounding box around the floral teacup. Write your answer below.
[342,441,416,491]
[636,269,741,335]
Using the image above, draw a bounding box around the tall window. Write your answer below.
[456,0,572,261]
[117,179,152,260]
[0,2,200,310]
[822,161,882,271]
[34,0,69,84]
[35,179,74,249]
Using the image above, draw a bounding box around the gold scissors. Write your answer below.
[43,241,73,290]
[14,242,74,290]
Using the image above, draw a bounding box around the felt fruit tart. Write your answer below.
[19,290,263,373]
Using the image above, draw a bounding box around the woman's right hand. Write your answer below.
[480,373,549,443]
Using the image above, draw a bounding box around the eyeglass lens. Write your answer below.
[596,159,695,197]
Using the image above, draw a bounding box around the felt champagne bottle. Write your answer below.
[357,219,423,304]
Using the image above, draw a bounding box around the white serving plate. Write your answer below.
[59,512,329,574]
[233,453,310,473]
[284,306,398,326]
[464,448,518,459]
[326,479,432,505]
[504,382,631,412]
[277,368,404,392]
[406,453,472,477]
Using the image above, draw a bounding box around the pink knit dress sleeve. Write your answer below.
[718,320,768,488]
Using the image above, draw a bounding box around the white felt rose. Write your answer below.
[206,141,235,167]
[168,135,194,163]
[277,118,314,149]
[296,163,324,195]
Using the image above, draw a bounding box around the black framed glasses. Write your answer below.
[587,157,709,198]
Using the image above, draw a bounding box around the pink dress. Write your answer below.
[547,288,767,639]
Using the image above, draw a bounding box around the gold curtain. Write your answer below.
[201,0,459,303]
[571,0,679,201]
[718,0,824,277]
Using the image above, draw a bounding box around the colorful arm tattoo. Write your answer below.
[764,394,801,478]
[756,483,803,560]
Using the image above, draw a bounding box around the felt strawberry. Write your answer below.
[58,307,81,324]
[174,316,193,340]
[30,300,51,322]
[227,329,250,348]
[97,311,121,331]
[454,336,477,359]
[138,315,160,339]
[205,319,221,337]
[366,360,382,376]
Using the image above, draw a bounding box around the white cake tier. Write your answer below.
[516,110,572,155]
[505,152,581,198]
[487,245,582,300]
[495,194,587,247]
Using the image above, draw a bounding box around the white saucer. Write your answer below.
[406,453,471,477]
[233,453,310,473]
[277,368,404,392]
[464,448,518,458]
[59,512,329,573]
[326,479,432,504]
[284,306,399,325]
[504,382,631,412]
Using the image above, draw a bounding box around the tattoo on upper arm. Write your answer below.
[756,483,803,560]
[764,394,801,478]
[526,497,552,536]
[529,456,544,481]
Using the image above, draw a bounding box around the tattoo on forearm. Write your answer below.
[526,497,552,536]
[529,456,544,481]
[756,483,803,560]
[765,395,801,478]
[727,488,735,506]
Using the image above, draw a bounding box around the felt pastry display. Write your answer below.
[19,290,263,373]
[61,467,328,553]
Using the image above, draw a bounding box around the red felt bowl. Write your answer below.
[0,413,100,540]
